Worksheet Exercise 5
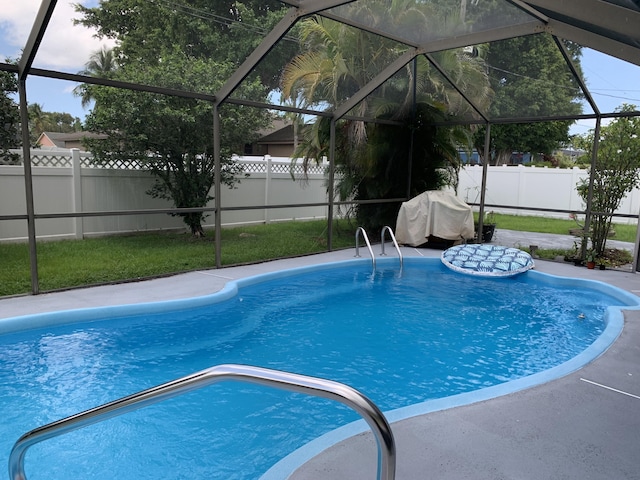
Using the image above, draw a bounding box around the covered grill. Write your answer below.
[395,190,475,247]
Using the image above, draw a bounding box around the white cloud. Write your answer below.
[0,0,114,70]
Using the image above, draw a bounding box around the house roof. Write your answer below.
[257,125,295,145]
[37,131,108,148]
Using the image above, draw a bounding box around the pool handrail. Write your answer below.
[9,364,396,480]
[355,226,376,268]
[380,226,403,268]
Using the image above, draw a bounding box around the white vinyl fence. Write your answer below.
[1,150,639,243]
[0,150,329,242]
[458,164,640,223]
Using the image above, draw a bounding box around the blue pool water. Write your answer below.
[1,258,638,479]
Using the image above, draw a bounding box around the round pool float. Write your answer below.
[441,243,534,277]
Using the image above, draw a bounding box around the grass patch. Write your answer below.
[485,213,637,243]
[1,214,637,297]
[531,246,633,268]
[490,213,636,267]
[0,220,356,297]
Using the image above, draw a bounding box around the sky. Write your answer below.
[1,0,639,136]
[0,0,113,119]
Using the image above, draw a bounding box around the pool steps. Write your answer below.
[8,364,396,480]
[355,226,403,269]
[380,226,404,268]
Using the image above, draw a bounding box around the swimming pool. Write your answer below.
[1,257,638,479]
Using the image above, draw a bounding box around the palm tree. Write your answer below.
[278,90,309,154]
[281,2,491,230]
[28,103,47,137]
[73,46,118,108]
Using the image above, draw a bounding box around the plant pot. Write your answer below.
[587,261,596,269]
[475,223,496,243]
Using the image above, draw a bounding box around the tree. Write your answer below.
[346,103,473,231]
[0,69,20,163]
[75,1,289,236]
[576,105,640,256]
[28,104,82,139]
[474,35,583,164]
[282,4,489,230]
[73,46,118,108]
[74,0,293,92]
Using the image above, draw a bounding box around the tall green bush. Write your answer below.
[576,104,640,255]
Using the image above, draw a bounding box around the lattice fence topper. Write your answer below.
[0,155,21,166]
[31,153,73,167]
[4,150,328,176]
[239,157,326,176]
[246,162,268,173]
[87,157,145,170]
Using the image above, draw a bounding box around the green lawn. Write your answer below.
[0,214,637,296]
[483,212,637,242]
[0,220,356,297]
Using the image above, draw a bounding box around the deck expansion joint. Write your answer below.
[580,378,640,400]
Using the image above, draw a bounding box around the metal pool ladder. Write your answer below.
[355,226,403,269]
[355,226,376,268]
[380,225,403,268]
[8,364,396,480]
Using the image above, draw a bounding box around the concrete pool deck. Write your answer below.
[1,234,639,479]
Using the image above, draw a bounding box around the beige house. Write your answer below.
[254,124,297,157]
[251,121,311,158]
[37,131,108,150]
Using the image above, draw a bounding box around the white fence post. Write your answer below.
[264,155,271,224]
[517,164,526,208]
[71,149,83,239]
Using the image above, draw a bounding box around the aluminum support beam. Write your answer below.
[18,0,57,78]
[406,59,417,199]
[298,0,357,12]
[18,81,39,294]
[635,204,640,272]
[553,36,600,116]
[523,0,640,43]
[545,20,640,67]
[215,1,355,104]
[28,67,217,102]
[320,9,544,52]
[478,124,491,243]
[333,48,422,120]
[214,8,301,104]
[424,53,489,123]
[419,21,546,53]
[506,0,550,23]
[16,0,58,294]
[327,119,337,250]
[213,105,222,269]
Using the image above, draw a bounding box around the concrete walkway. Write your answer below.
[495,228,635,253]
[1,234,639,479]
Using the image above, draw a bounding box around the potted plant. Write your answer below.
[475,211,496,243]
[585,250,596,269]
[564,241,583,266]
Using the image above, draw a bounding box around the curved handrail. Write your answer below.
[380,226,403,268]
[355,226,376,268]
[9,364,396,480]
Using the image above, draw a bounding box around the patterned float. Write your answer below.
[441,244,534,277]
